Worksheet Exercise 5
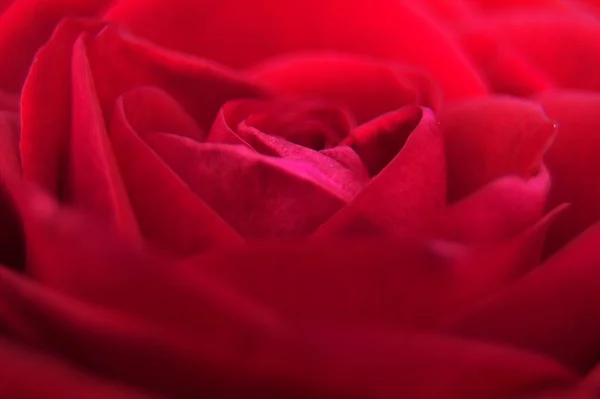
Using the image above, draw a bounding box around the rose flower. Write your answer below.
[1,0,600,397]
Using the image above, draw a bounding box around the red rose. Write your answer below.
[1,0,600,397]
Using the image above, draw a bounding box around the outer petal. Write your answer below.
[0,337,154,398]
[250,54,441,124]
[0,1,14,13]
[403,0,476,28]
[0,110,22,270]
[429,168,550,244]
[0,265,290,398]
[0,0,111,91]
[458,26,555,96]
[85,24,268,131]
[0,165,24,270]
[3,185,279,339]
[0,111,19,176]
[575,0,600,16]
[479,16,600,92]
[416,1,599,95]
[315,107,445,237]
[0,258,577,398]
[536,91,600,255]
[68,34,140,239]
[105,0,488,101]
[581,362,600,396]
[21,20,266,198]
[0,186,578,397]
[467,0,593,16]
[109,88,243,255]
[21,19,102,197]
[197,204,560,330]
[0,90,18,112]
[446,219,600,373]
[441,96,556,202]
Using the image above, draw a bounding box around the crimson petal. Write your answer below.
[536,91,600,255]
[250,55,441,124]
[441,96,556,202]
[315,107,445,237]
[0,337,154,398]
[86,24,267,131]
[446,219,600,373]
[0,0,110,91]
[105,0,487,101]
[109,89,243,255]
[145,134,350,237]
[68,34,140,239]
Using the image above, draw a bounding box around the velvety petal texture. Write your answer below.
[0,181,582,397]
[446,220,600,373]
[441,96,555,202]
[536,92,600,255]
[1,0,600,397]
[0,0,112,91]
[415,0,600,96]
[105,0,488,101]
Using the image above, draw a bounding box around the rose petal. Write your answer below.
[0,111,20,176]
[105,0,487,101]
[86,24,267,131]
[196,237,466,326]
[344,105,425,175]
[21,19,102,197]
[422,1,599,96]
[467,0,592,16]
[0,0,110,91]
[447,206,564,308]
[445,219,600,373]
[441,96,556,201]
[0,186,314,398]
[243,100,352,149]
[575,0,600,16]
[3,186,279,340]
[315,107,445,237]
[208,99,354,151]
[68,34,140,239]
[429,167,550,244]
[118,86,204,141]
[211,100,369,182]
[404,0,476,27]
[0,168,24,270]
[536,91,600,255]
[109,89,243,255]
[19,18,266,197]
[197,205,559,329]
[285,326,576,398]
[0,263,577,398]
[320,146,370,179]
[0,186,577,397]
[581,361,600,396]
[0,90,19,112]
[207,100,368,198]
[0,337,154,398]
[144,134,350,237]
[0,1,14,14]
[235,126,367,198]
[250,54,441,123]
[0,265,289,397]
[485,16,600,92]
[459,27,555,96]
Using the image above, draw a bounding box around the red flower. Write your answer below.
[1,0,600,397]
